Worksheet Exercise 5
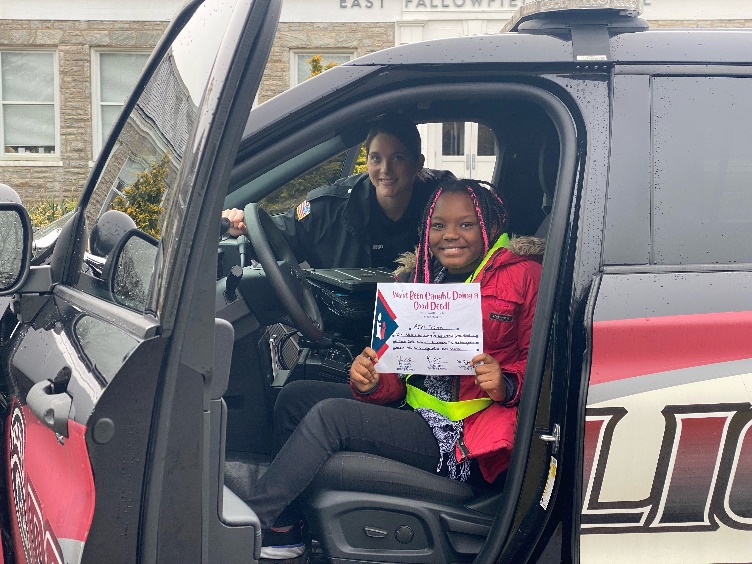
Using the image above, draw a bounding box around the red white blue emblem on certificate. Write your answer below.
[371,290,399,358]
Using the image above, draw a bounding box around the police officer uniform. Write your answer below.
[271,169,455,269]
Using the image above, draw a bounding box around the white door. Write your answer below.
[424,121,497,182]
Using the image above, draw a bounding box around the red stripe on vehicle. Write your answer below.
[22,405,95,541]
[591,310,752,385]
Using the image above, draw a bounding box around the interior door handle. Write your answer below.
[465,154,471,170]
[472,154,476,170]
[27,379,74,438]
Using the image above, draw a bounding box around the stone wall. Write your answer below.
[256,22,395,103]
[0,20,166,204]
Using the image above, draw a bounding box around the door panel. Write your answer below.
[3,0,281,561]
[5,289,159,564]
[581,272,752,563]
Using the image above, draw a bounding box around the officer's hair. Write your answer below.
[414,179,509,283]
[364,115,422,161]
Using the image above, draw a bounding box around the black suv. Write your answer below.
[1,0,751,562]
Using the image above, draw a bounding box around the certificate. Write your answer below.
[370,282,483,375]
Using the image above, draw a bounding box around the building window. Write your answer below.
[92,51,150,156]
[442,122,464,156]
[0,51,57,156]
[291,51,354,87]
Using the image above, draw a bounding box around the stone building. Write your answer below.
[1,0,751,203]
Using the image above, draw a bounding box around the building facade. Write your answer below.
[1,0,751,203]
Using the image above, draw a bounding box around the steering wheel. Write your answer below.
[243,203,324,342]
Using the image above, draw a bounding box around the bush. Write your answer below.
[307,54,338,78]
[111,153,170,239]
[28,198,77,231]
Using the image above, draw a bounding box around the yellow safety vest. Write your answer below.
[404,234,509,421]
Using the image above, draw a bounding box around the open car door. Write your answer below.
[1,0,280,562]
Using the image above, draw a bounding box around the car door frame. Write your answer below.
[0,0,282,562]
[128,0,282,561]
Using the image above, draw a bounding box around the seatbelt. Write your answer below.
[404,234,509,421]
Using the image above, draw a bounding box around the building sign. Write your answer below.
[403,0,528,9]
[339,0,385,7]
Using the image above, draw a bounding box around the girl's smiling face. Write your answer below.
[428,191,486,274]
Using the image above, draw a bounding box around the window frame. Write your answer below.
[289,50,355,88]
[0,49,60,160]
[91,49,151,158]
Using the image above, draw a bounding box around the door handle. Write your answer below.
[27,379,74,438]
[465,154,471,170]
[472,154,476,170]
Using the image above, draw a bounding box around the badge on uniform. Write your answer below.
[295,200,311,221]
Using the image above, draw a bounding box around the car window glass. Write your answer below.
[652,76,752,265]
[75,0,238,313]
[74,315,140,383]
[477,123,496,157]
[258,150,350,214]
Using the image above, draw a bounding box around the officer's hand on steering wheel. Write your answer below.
[222,208,248,237]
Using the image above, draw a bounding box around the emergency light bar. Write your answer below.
[502,0,644,33]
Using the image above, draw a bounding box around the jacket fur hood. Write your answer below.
[394,235,546,278]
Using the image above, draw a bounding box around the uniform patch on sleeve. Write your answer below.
[295,200,311,221]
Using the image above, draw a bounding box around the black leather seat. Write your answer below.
[304,451,503,563]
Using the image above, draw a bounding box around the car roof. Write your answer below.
[348,28,752,67]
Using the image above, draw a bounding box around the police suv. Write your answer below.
[0,0,751,562]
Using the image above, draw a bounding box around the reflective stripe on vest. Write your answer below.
[405,376,492,421]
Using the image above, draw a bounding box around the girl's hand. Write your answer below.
[221,208,248,237]
[471,353,506,402]
[350,347,381,393]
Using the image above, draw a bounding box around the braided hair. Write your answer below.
[414,179,509,283]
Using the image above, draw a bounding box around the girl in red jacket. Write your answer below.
[351,178,543,484]
[250,179,543,562]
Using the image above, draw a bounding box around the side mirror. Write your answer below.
[0,189,33,296]
[103,229,159,311]
[89,210,137,258]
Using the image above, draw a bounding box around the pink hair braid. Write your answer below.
[419,188,443,283]
[467,186,489,254]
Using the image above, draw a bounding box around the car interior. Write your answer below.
[210,95,561,562]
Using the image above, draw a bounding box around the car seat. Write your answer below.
[303,451,505,563]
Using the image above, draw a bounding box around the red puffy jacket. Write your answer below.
[352,236,544,483]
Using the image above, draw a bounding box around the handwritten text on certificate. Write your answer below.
[370,282,483,375]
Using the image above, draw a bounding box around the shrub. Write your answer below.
[306,54,338,78]
[28,198,77,231]
[110,153,170,239]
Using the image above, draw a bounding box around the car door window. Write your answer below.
[652,76,752,265]
[75,0,239,314]
[74,315,140,382]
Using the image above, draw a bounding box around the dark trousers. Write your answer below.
[249,380,442,529]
